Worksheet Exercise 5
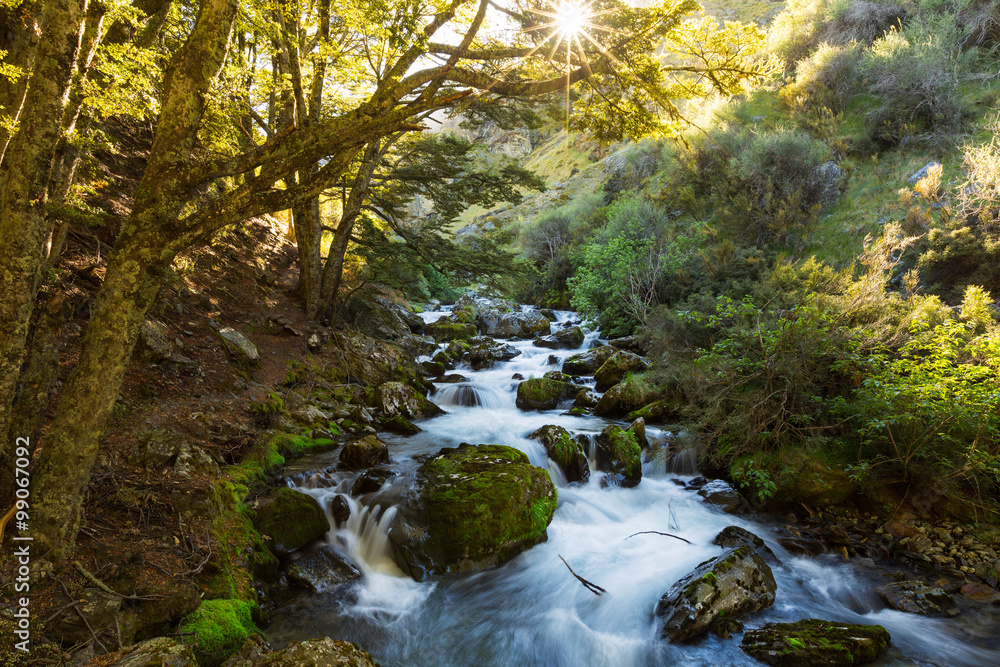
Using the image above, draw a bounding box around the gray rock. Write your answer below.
[713,526,779,563]
[627,417,647,448]
[339,435,390,470]
[593,350,647,392]
[343,293,412,341]
[741,619,890,666]
[256,638,379,666]
[133,429,184,469]
[372,381,443,419]
[219,327,260,367]
[292,404,331,427]
[287,546,363,592]
[307,333,322,352]
[698,480,745,514]
[876,581,958,616]
[108,637,197,666]
[812,161,843,208]
[608,335,645,354]
[533,326,585,350]
[656,547,776,642]
[466,336,521,370]
[562,346,615,376]
[138,320,175,363]
[573,388,599,408]
[484,311,551,338]
[174,443,220,478]
[908,161,942,185]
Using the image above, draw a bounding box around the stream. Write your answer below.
[266,308,1000,666]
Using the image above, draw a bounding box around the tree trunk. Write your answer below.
[0,0,89,498]
[291,196,323,318]
[0,0,44,164]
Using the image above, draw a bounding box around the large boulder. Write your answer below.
[741,619,890,666]
[595,424,641,488]
[609,335,646,354]
[372,381,443,420]
[656,547,776,642]
[388,444,557,579]
[713,526,778,563]
[562,346,614,375]
[485,310,551,338]
[425,317,477,342]
[106,637,197,667]
[137,320,176,363]
[466,336,521,370]
[47,588,122,644]
[875,581,958,616]
[698,480,746,514]
[527,425,590,483]
[515,377,578,410]
[625,399,680,424]
[534,326,585,350]
[287,546,363,592]
[343,292,411,341]
[331,331,421,387]
[256,638,379,667]
[252,488,329,557]
[219,327,260,368]
[339,434,390,470]
[593,350,647,392]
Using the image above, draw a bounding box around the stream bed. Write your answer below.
[266,309,1000,666]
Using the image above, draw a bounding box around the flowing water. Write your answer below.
[267,309,1000,666]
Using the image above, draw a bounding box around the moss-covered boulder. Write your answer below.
[562,346,614,376]
[251,488,329,557]
[330,331,422,387]
[534,325,585,349]
[488,310,551,338]
[528,425,590,483]
[595,425,642,488]
[432,339,471,368]
[383,414,421,436]
[106,637,197,666]
[594,377,659,417]
[219,327,261,369]
[593,350,647,392]
[372,381,443,420]
[515,377,578,410]
[257,638,380,666]
[388,443,557,579]
[625,399,680,424]
[179,599,258,667]
[773,450,855,505]
[656,547,776,643]
[740,619,891,666]
[573,388,599,408]
[466,336,521,370]
[875,581,958,616]
[339,434,390,470]
[426,317,478,342]
[343,292,411,341]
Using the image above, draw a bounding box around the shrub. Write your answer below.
[782,42,864,115]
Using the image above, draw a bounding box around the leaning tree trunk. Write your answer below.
[0,0,90,498]
[291,195,323,318]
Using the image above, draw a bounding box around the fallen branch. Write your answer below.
[559,555,606,596]
[73,561,157,601]
[624,531,692,544]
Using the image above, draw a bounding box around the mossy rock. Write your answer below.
[105,637,197,666]
[773,450,855,505]
[465,336,521,370]
[257,638,380,666]
[179,599,259,667]
[656,547,776,643]
[515,377,577,410]
[533,325,585,349]
[382,414,421,436]
[371,381,443,420]
[625,399,680,424]
[426,319,477,342]
[740,619,891,666]
[562,346,614,376]
[593,350,647,392]
[388,443,557,579]
[339,434,390,470]
[595,425,641,487]
[251,487,328,557]
[527,425,590,483]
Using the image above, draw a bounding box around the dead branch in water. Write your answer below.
[559,555,606,596]
[624,531,692,544]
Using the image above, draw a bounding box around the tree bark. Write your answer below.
[0,0,43,164]
[0,0,89,498]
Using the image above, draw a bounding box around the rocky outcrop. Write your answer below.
[251,488,329,557]
[740,619,890,666]
[339,435,390,470]
[48,588,122,644]
[106,637,197,666]
[656,547,776,642]
[625,399,679,423]
[515,377,578,410]
[372,381,443,420]
[343,292,412,341]
[527,425,590,483]
[331,331,421,387]
[561,346,614,375]
[595,424,641,488]
[481,310,550,338]
[388,444,557,579]
[875,581,958,616]
[534,325,585,349]
[425,317,477,342]
[593,350,647,392]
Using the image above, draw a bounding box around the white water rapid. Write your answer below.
[267,309,1000,666]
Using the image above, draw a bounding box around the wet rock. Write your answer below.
[627,417,647,448]
[372,381,443,420]
[698,480,746,514]
[534,325,585,349]
[609,335,645,354]
[528,425,590,483]
[573,388,599,408]
[484,310,551,338]
[777,536,825,556]
[339,435,390,470]
[48,588,122,644]
[593,350,647,392]
[133,428,185,469]
[425,317,477,342]
[511,373,524,380]
[287,546,363,592]
[351,467,396,495]
[383,414,420,436]
[255,638,379,666]
[466,336,521,370]
[388,443,557,579]
[252,488,329,557]
[882,520,917,540]
[106,637,197,666]
[421,360,446,376]
[329,495,351,525]
[435,374,468,384]
[539,308,557,321]
[219,327,260,367]
[547,354,559,365]
[595,424,641,488]
[713,526,779,563]
[740,619,890,666]
[960,581,1000,604]
[561,346,614,375]
[625,399,679,424]
[656,547,776,642]
[876,581,958,616]
[515,377,577,410]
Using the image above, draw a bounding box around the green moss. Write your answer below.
[426,320,477,341]
[515,377,575,410]
[602,426,641,479]
[180,599,258,667]
[453,305,477,323]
